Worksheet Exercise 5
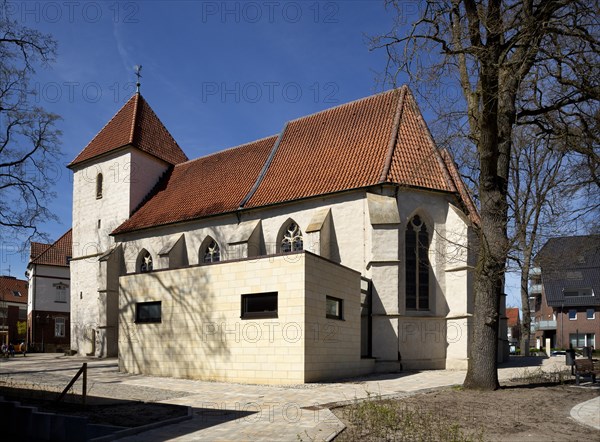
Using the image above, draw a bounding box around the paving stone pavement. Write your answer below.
[1,354,597,441]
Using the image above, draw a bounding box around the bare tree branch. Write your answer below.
[0,4,62,248]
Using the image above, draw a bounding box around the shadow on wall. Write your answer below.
[118,266,230,380]
[328,216,341,263]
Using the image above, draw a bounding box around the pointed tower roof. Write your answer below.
[69,93,188,168]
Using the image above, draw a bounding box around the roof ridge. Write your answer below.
[30,242,54,262]
[30,229,72,265]
[129,92,140,145]
[379,85,407,182]
[178,134,279,167]
[548,234,600,241]
[69,94,138,166]
[286,87,402,124]
[134,94,185,155]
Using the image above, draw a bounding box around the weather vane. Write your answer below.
[134,65,142,93]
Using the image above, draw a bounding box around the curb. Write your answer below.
[570,396,600,431]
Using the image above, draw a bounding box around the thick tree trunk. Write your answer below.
[463,200,505,390]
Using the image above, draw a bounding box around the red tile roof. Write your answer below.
[385,90,455,191]
[111,87,478,234]
[69,94,188,167]
[245,89,404,207]
[0,276,28,304]
[113,137,277,233]
[506,308,520,327]
[29,229,72,267]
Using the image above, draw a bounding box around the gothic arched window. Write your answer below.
[281,221,303,253]
[96,173,103,199]
[405,215,430,311]
[139,250,153,273]
[202,240,221,263]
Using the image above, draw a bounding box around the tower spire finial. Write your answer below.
[134,65,142,93]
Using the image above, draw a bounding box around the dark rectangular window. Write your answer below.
[241,292,277,319]
[326,296,343,320]
[135,301,161,323]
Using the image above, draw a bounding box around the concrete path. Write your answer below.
[570,396,600,430]
[1,354,597,441]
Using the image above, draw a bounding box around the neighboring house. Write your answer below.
[531,235,600,349]
[68,87,484,384]
[0,276,28,346]
[26,230,72,353]
[506,307,521,348]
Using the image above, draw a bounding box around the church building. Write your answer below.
[68,86,479,384]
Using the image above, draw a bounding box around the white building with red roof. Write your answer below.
[68,88,483,384]
[26,229,72,352]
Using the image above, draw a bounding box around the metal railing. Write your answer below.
[56,363,87,407]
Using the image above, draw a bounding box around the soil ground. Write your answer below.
[333,379,599,441]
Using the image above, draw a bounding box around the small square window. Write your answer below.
[326,296,343,320]
[135,301,162,323]
[568,309,577,320]
[241,292,277,319]
[12,290,22,297]
[587,309,595,320]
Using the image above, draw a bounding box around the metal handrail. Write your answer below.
[55,362,87,407]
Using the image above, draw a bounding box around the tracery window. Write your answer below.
[140,250,153,273]
[203,240,221,263]
[281,222,303,253]
[405,215,430,311]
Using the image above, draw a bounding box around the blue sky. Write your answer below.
[1,1,523,307]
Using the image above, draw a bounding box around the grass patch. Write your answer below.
[335,392,484,442]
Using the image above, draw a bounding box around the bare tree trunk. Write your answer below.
[374,0,598,390]
[464,192,505,390]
